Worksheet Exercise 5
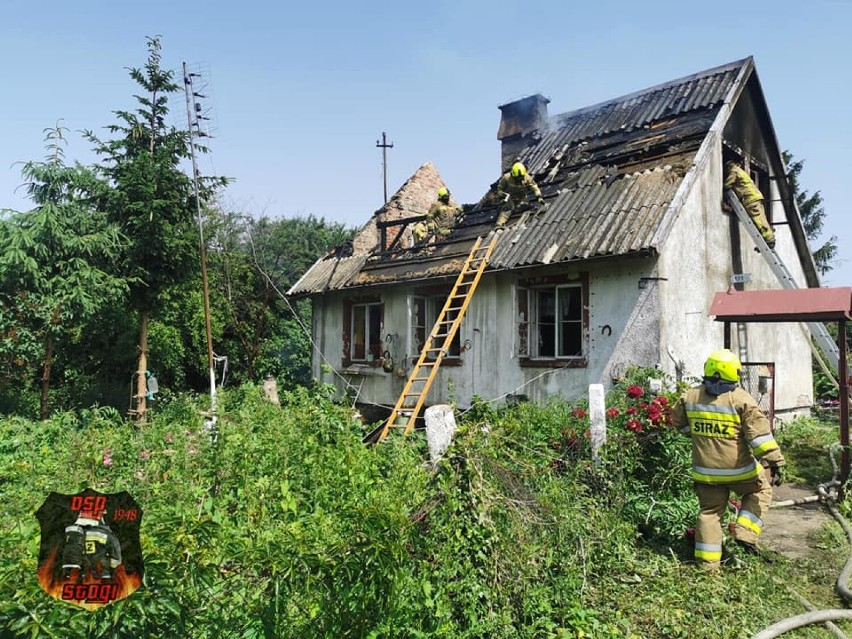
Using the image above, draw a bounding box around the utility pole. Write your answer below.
[376,131,394,204]
[183,62,218,433]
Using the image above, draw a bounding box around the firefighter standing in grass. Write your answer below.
[671,349,785,571]
[495,161,544,228]
[413,187,460,244]
[723,159,776,248]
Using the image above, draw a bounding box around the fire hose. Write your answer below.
[752,445,851,639]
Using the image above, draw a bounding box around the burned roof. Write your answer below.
[289,59,750,296]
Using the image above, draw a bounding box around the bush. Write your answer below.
[0,375,835,638]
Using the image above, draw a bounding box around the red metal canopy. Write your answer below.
[709,287,852,323]
[709,285,852,488]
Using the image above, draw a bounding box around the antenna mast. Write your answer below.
[183,62,218,432]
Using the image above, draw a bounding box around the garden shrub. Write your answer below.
[0,371,827,638]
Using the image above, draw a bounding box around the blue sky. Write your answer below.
[2,0,849,284]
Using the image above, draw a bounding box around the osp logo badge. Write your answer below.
[36,488,144,610]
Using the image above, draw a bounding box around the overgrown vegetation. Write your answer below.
[1,370,848,638]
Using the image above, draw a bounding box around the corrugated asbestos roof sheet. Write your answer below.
[288,255,367,296]
[289,59,748,295]
[521,61,742,174]
[490,160,687,267]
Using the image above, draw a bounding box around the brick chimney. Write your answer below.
[497,93,550,172]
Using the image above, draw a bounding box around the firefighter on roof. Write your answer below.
[671,348,785,571]
[413,186,461,244]
[495,161,545,228]
[724,159,776,248]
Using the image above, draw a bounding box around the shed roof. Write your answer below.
[709,287,852,323]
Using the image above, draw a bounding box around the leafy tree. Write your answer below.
[0,125,127,419]
[782,150,837,275]
[208,211,353,385]
[85,36,227,420]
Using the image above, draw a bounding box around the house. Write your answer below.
[288,57,819,419]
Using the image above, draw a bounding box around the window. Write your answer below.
[348,301,383,362]
[516,277,587,363]
[411,293,461,359]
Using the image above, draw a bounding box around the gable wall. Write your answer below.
[658,139,813,412]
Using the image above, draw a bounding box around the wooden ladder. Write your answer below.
[368,235,497,443]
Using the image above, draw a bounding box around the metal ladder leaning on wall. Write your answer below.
[366,234,498,444]
[725,189,840,372]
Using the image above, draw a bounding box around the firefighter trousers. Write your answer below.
[693,470,773,569]
[745,200,775,245]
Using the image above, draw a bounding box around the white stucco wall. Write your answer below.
[658,141,813,411]
[312,257,660,409]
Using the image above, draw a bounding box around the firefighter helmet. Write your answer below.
[437,186,450,200]
[511,162,527,178]
[704,349,742,382]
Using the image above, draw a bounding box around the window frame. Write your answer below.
[516,273,589,368]
[342,298,384,367]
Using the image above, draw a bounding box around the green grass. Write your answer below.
[776,416,841,486]
[0,383,849,638]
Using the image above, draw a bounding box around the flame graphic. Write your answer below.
[37,546,143,610]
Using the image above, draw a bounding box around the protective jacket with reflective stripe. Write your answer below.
[724,164,763,205]
[672,385,784,484]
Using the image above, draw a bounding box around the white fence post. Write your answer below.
[588,384,606,465]
[425,404,457,469]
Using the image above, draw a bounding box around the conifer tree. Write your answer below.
[0,124,126,419]
[86,36,227,420]
[783,150,837,276]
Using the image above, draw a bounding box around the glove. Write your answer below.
[768,465,784,487]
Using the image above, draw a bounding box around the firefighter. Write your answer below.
[413,187,460,244]
[61,511,122,581]
[723,159,776,248]
[671,348,785,571]
[495,161,545,228]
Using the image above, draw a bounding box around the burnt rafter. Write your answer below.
[376,214,426,254]
[529,109,716,185]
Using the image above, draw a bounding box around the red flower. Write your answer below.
[626,419,643,433]
[626,407,638,415]
[572,407,587,419]
[646,404,663,422]
[655,396,669,406]
[606,407,620,418]
[627,385,644,398]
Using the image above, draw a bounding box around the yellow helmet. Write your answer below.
[704,349,741,382]
[511,162,527,178]
[437,186,450,200]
